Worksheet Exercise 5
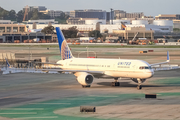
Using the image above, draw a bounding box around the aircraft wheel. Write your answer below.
[82,85,91,88]
[111,82,120,87]
[137,85,142,90]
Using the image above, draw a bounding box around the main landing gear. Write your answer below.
[82,85,91,88]
[111,78,120,87]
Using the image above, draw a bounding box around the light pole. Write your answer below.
[86,47,89,58]
[28,46,32,68]
[110,8,113,25]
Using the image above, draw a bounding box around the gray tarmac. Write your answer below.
[1,46,180,64]
[0,46,180,120]
[0,71,180,120]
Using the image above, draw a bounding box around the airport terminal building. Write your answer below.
[0,19,176,42]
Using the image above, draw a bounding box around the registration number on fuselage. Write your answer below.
[118,62,131,66]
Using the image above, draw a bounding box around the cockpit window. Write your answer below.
[139,66,152,69]
[149,66,152,69]
[145,67,149,69]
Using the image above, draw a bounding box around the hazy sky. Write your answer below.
[0,0,179,16]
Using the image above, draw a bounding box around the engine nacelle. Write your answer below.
[76,73,94,86]
[131,78,146,83]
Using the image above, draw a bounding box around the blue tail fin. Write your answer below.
[56,27,73,60]
[5,58,10,67]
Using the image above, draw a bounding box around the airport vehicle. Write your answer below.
[41,27,170,90]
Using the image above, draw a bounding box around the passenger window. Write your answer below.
[139,66,148,69]
[139,67,142,69]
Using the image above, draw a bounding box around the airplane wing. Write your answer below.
[39,68,109,78]
[150,51,170,66]
[35,62,63,66]
[37,68,104,74]
[3,57,104,75]
[154,67,180,71]
[150,51,180,71]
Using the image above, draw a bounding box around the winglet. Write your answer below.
[5,58,10,67]
[167,51,170,62]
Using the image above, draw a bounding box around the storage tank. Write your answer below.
[132,20,148,25]
[110,20,130,25]
[153,20,173,26]
[85,20,106,25]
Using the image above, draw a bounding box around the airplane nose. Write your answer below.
[146,70,154,78]
[152,69,154,75]
[150,70,154,78]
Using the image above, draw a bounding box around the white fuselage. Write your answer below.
[57,58,154,79]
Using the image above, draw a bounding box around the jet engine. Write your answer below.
[131,78,146,83]
[76,73,94,86]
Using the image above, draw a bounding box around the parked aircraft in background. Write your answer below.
[121,22,126,30]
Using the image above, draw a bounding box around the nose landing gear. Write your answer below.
[137,85,142,90]
[137,78,142,90]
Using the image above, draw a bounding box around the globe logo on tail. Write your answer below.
[61,40,73,60]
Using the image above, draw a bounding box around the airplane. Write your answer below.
[121,22,126,30]
[39,27,170,90]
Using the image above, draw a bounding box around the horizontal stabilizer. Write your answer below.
[5,58,10,67]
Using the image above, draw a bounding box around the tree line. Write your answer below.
[0,7,69,23]
[41,26,79,38]
[0,6,102,38]
[41,26,102,38]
